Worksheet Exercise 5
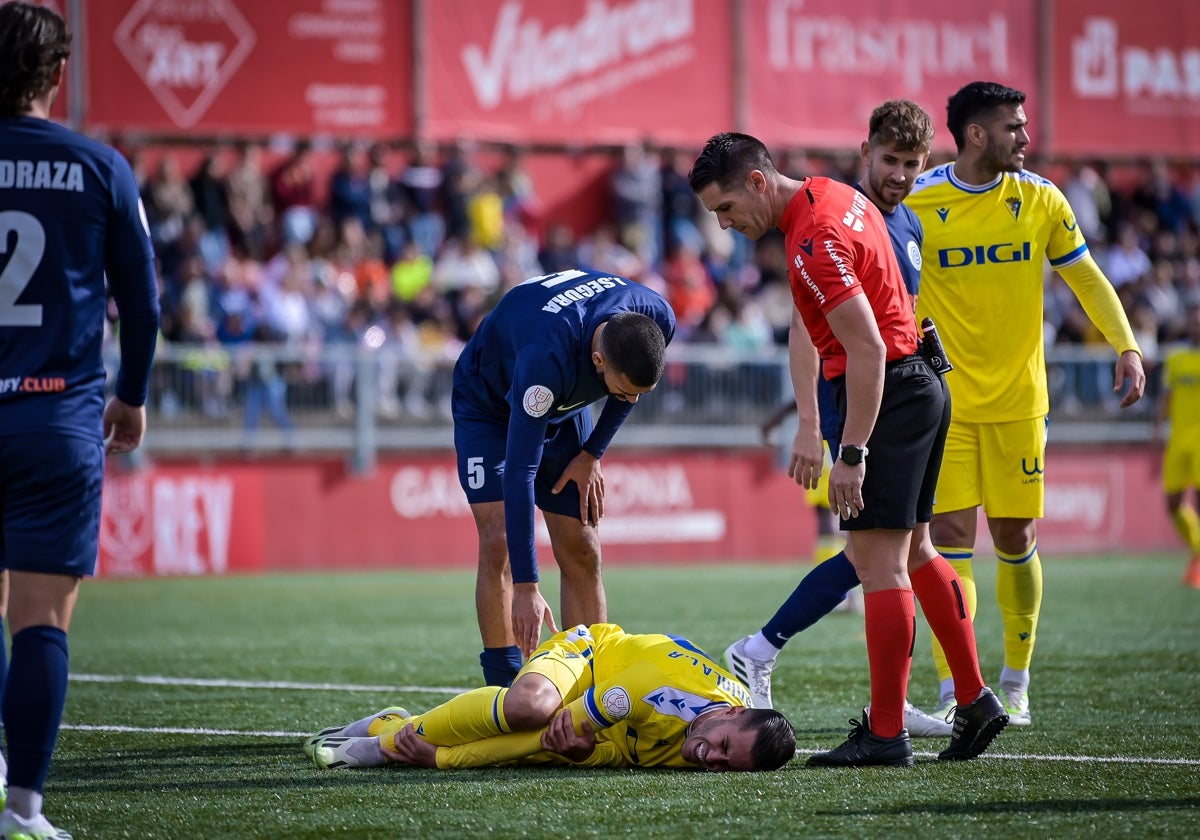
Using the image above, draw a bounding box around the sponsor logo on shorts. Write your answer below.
[601,687,631,719]
[522,385,554,417]
[1021,457,1044,484]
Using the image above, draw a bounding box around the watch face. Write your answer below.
[841,446,863,465]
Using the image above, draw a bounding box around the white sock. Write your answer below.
[1000,667,1030,692]
[743,632,781,662]
[345,737,387,767]
[0,811,54,833]
[344,714,379,737]
[939,678,955,706]
[5,787,43,820]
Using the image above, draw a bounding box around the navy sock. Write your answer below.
[761,552,862,647]
[0,614,8,704]
[0,615,7,773]
[3,625,69,792]
[479,646,522,687]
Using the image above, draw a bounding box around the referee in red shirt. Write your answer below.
[690,132,1008,767]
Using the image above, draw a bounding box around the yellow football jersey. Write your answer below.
[395,624,754,770]
[1163,344,1200,445]
[908,164,1088,423]
[565,624,752,769]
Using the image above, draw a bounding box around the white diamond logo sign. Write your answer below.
[114,0,256,129]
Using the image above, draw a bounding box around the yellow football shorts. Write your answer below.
[934,416,1047,519]
[1163,436,1200,494]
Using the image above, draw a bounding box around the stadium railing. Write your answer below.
[113,342,1156,470]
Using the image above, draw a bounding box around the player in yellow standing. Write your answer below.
[1155,306,1200,587]
[905,81,1146,726]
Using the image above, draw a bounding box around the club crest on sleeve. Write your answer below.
[907,240,923,270]
[602,687,631,719]
[522,385,554,417]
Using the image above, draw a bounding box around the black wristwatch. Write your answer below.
[838,444,869,466]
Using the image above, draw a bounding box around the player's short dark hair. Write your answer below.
[0,1,71,117]
[600,311,667,389]
[741,708,797,771]
[946,81,1027,152]
[868,99,935,153]
[688,132,778,195]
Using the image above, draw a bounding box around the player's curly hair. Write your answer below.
[741,708,797,771]
[868,99,935,154]
[946,81,1026,152]
[600,311,667,389]
[0,1,71,117]
[688,132,778,195]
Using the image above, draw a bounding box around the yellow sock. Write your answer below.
[1171,506,1200,555]
[996,545,1042,672]
[433,695,599,769]
[375,686,510,748]
[432,729,550,769]
[930,549,977,687]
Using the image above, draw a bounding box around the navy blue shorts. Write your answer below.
[817,370,842,453]
[0,434,104,577]
[832,355,950,531]
[453,410,592,520]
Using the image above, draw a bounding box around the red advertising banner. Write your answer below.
[1048,0,1200,157]
[83,0,412,136]
[98,464,267,578]
[95,447,1179,579]
[421,0,734,147]
[741,0,1039,152]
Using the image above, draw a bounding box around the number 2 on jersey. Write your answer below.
[0,210,46,327]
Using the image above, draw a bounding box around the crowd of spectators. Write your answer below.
[112,135,1200,427]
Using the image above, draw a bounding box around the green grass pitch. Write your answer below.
[45,553,1200,838]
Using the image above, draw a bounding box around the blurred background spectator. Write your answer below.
[114,132,1200,430]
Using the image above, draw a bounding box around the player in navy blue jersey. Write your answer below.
[723,100,959,738]
[0,4,160,837]
[453,269,675,687]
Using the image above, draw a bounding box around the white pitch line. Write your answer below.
[906,749,1200,766]
[68,675,1200,768]
[71,673,467,695]
[58,725,1200,766]
[64,723,311,738]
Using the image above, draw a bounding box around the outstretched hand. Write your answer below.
[512,582,559,658]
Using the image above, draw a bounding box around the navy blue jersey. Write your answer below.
[453,269,675,582]
[855,183,922,298]
[0,116,159,443]
[821,188,924,450]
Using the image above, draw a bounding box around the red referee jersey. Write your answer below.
[781,177,918,379]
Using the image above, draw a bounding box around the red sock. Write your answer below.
[910,555,985,704]
[864,588,915,738]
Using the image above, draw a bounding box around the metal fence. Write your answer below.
[118,342,1156,470]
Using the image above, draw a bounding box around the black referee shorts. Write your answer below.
[832,354,950,531]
